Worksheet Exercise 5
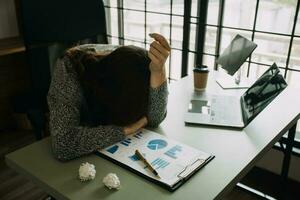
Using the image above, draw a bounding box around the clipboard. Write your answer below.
[96,129,215,191]
[96,151,214,191]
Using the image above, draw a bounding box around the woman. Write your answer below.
[47,33,170,161]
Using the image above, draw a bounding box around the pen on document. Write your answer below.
[135,150,161,179]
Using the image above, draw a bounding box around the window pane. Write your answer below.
[146,13,170,44]
[256,0,297,34]
[289,37,300,70]
[103,0,117,7]
[191,0,198,17]
[223,0,256,29]
[103,0,108,7]
[295,5,300,35]
[146,43,150,49]
[124,40,144,48]
[240,62,250,78]
[204,26,217,54]
[106,8,119,37]
[252,33,290,67]
[171,16,184,49]
[124,11,145,41]
[286,70,300,87]
[165,52,170,77]
[172,0,184,16]
[203,55,216,69]
[189,23,197,51]
[107,36,119,45]
[188,52,196,75]
[190,17,197,24]
[169,49,182,79]
[105,8,112,36]
[106,8,119,45]
[248,63,270,79]
[124,0,144,10]
[207,0,219,25]
[147,0,170,14]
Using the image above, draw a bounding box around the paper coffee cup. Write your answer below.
[193,66,209,90]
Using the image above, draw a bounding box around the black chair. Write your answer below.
[13,0,108,140]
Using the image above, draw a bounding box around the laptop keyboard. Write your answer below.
[210,96,241,124]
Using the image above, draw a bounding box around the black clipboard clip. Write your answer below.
[177,158,206,180]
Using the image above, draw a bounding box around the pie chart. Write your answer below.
[147,139,168,150]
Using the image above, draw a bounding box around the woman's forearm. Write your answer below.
[150,67,167,88]
[147,81,168,127]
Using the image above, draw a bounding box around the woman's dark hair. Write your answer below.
[65,45,151,126]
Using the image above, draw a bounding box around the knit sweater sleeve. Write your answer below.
[146,81,169,127]
[47,56,125,161]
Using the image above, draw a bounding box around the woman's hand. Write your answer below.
[123,116,148,135]
[148,33,171,73]
[148,33,171,88]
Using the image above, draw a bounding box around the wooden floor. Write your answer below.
[0,130,47,200]
[0,130,299,200]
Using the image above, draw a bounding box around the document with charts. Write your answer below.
[97,129,214,191]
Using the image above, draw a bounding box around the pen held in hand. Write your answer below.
[135,150,161,179]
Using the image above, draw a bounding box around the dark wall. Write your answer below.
[0,52,30,129]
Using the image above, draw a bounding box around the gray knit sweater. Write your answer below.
[47,44,168,161]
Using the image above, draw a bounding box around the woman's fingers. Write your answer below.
[148,33,170,72]
[149,33,171,51]
[149,44,166,62]
[148,51,160,65]
[150,41,169,58]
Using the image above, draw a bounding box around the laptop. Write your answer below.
[217,34,258,76]
[184,63,288,128]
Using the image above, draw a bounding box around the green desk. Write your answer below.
[6,72,300,200]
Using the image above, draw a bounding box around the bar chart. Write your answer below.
[164,145,182,159]
[106,145,119,154]
[129,154,140,161]
[134,131,143,139]
[151,158,170,170]
[121,138,132,146]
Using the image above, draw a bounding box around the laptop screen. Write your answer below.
[240,63,287,126]
[216,34,257,76]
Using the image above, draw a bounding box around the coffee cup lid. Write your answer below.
[193,65,209,73]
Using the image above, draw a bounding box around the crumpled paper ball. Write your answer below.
[103,173,121,189]
[78,162,96,181]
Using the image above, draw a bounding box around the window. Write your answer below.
[104,0,300,133]
[104,0,191,80]
[204,0,300,84]
[104,0,300,84]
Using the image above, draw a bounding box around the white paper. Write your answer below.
[99,129,211,187]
